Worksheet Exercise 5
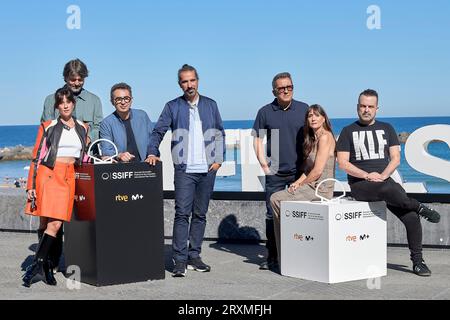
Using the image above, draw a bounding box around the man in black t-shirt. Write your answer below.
[337,89,441,277]
[252,72,308,272]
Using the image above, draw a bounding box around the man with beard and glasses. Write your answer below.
[146,64,225,278]
[39,58,103,273]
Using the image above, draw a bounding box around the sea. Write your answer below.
[1,116,449,193]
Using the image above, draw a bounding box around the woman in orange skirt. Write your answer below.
[23,87,89,287]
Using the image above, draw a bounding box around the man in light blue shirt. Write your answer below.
[186,95,209,173]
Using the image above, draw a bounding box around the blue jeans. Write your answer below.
[173,169,217,262]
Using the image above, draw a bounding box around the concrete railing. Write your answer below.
[1,188,448,247]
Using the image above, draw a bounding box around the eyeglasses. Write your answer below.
[114,96,132,104]
[275,85,294,94]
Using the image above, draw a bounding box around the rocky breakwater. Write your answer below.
[0,145,33,161]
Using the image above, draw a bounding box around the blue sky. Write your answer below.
[1,0,449,125]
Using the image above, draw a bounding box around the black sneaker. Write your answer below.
[413,261,431,277]
[417,204,440,223]
[172,261,187,277]
[187,257,211,272]
[259,260,270,270]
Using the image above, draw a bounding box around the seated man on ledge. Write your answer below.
[100,83,153,162]
[337,89,441,277]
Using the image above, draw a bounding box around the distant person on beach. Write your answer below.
[23,87,89,287]
[40,58,103,269]
[270,104,336,266]
[99,83,153,162]
[252,72,308,272]
[336,89,441,277]
[146,64,225,277]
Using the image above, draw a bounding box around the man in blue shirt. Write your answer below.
[146,64,225,277]
[253,72,309,272]
[100,83,153,162]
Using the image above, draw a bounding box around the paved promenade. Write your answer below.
[0,232,449,300]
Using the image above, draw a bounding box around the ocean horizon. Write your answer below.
[1,116,449,193]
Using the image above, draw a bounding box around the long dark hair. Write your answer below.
[53,86,76,109]
[303,104,334,159]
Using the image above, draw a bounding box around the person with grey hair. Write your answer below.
[38,58,103,272]
[41,59,103,143]
[99,82,153,162]
[252,72,309,272]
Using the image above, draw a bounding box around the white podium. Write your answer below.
[280,199,387,283]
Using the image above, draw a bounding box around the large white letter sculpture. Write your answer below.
[405,125,450,182]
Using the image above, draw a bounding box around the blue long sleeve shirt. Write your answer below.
[99,108,153,161]
[148,95,225,171]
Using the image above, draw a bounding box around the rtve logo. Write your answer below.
[346,234,370,242]
[115,194,129,202]
[293,233,314,241]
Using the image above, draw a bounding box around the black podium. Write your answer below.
[64,162,165,286]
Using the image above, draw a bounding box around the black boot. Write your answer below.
[23,233,56,287]
[44,260,57,285]
[260,219,279,271]
[48,227,63,271]
[37,229,44,242]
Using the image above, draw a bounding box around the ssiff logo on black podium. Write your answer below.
[102,172,134,180]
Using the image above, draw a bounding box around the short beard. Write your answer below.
[69,86,82,95]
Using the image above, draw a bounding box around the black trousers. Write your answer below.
[264,174,296,260]
[350,178,423,264]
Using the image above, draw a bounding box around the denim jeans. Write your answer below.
[172,169,217,262]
